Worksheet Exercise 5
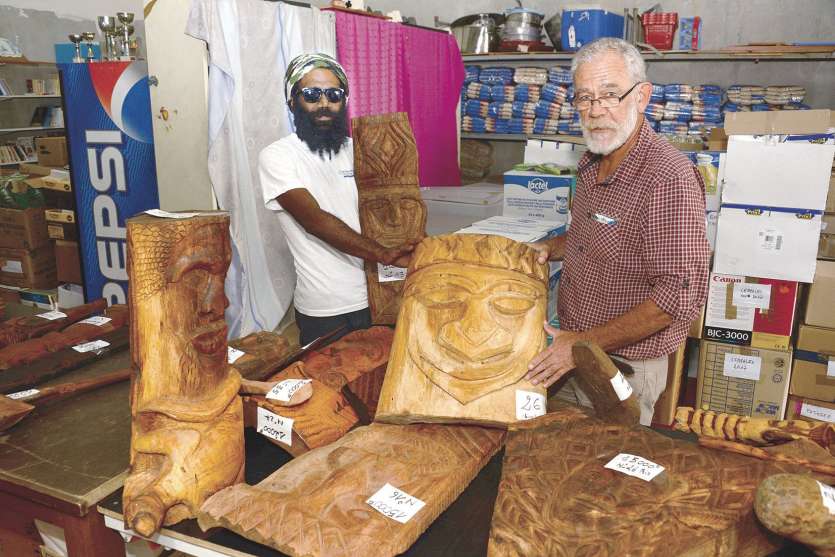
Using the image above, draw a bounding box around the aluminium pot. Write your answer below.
[450,13,504,54]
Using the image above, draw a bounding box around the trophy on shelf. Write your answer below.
[117,12,135,59]
[68,33,83,63]
[82,32,96,62]
[97,15,116,60]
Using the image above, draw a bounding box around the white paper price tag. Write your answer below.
[818,481,835,515]
[800,402,835,424]
[267,379,312,403]
[828,358,835,378]
[7,388,39,400]
[256,407,293,446]
[604,453,665,482]
[732,283,771,310]
[78,316,112,326]
[36,310,67,320]
[144,209,213,219]
[515,390,546,420]
[72,339,110,353]
[227,346,245,364]
[366,483,426,524]
[610,371,633,401]
[1,260,22,273]
[377,263,407,283]
[723,353,761,381]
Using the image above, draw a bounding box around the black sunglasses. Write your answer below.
[297,87,346,104]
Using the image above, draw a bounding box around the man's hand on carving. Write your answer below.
[526,322,581,388]
[527,241,551,265]
[379,238,421,268]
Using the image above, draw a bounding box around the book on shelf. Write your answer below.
[0,143,31,164]
[0,77,12,96]
[29,106,63,128]
[25,77,60,95]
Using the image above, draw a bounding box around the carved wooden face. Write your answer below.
[359,189,426,248]
[401,262,546,403]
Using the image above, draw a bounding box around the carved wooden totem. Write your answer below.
[375,234,548,426]
[487,404,815,557]
[199,422,505,556]
[353,112,426,325]
[123,212,244,537]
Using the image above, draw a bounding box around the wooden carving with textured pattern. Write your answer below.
[242,361,359,457]
[487,404,816,557]
[198,422,505,557]
[123,212,244,538]
[228,330,292,380]
[352,112,426,325]
[375,234,548,426]
[0,298,106,349]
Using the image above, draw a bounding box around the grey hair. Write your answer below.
[571,38,647,84]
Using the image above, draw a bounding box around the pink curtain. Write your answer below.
[334,11,464,187]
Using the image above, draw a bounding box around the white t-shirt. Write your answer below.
[259,134,368,317]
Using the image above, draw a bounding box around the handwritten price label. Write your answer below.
[78,316,112,326]
[732,283,771,310]
[256,407,293,446]
[36,310,67,320]
[227,346,246,364]
[72,340,110,353]
[723,353,761,381]
[828,358,835,378]
[801,402,835,424]
[604,453,665,482]
[515,390,546,420]
[366,483,426,524]
[818,481,835,515]
[7,388,39,400]
[267,379,312,403]
[610,371,633,401]
[377,263,407,283]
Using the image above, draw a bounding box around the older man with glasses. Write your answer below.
[527,38,710,425]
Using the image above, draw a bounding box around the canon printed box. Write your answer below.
[503,170,573,222]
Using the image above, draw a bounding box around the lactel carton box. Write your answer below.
[503,170,574,222]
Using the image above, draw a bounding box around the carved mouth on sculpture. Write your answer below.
[437,323,513,363]
[191,321,228,356]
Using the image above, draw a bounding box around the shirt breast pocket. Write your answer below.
[588,219,622,263]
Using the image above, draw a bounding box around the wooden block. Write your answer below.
[353,112,426,325]
[228,330,292,380]
[199,422,505,557]
[301,326,394,417]
[487,404,814,557]
[0,298,106,349]
[376,235,548,427]
[243,361,360,457]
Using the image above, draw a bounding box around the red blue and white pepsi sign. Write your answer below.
[61,61,160,305]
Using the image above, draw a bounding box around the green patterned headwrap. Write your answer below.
[284,53,349,102]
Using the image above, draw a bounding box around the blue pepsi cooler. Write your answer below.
[561,7,625,51]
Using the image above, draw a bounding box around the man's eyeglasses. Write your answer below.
[297,87,346,104]
[573,82,642,111]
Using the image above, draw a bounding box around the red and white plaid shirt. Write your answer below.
[558,118,710,360]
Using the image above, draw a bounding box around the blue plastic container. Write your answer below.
[561,7,625,51]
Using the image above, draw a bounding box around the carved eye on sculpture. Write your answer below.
[416,286,469,310]
[179,267,211,290]
[490,294,535,316]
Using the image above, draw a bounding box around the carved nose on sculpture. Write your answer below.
[200,277,228,316]
[438,302,512,360]
[385,203,403,226]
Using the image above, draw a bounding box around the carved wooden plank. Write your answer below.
[376,235,548,426]
[0,304,128,369]
[123,212,244,537]
[228,331,292,380]
[199,422,505,557]
[301,326,394,417]
[0,298,106,349]
[487,405,814,557]
[243,361,360,457]
[353,112,426,325]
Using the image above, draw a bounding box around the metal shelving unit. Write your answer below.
[463,51,835,64]
[0,126,64,134]
[462,132,585,144]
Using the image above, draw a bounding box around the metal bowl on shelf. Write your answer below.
[450,13,505,54]
[544,14,561,48]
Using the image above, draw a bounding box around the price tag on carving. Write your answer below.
[72,340,110,353]
[723,353,761,381]
[604,453,665,482]
[828,358,835,378]
[36,310,67,320]
[515,390,546,420]
[800,402,835,424]
[267,379,312,403]
[144,209,213,219]
[610,371,633,401]
[78,316,112,326]
[366,483,426,524]
[732,283,771,310]
[227,346,245,364]
[377,263,407,283]
[7,388,39,400]
[818,481,835,515]
[256,407,293,446]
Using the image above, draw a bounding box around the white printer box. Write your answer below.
[503,170,573,222]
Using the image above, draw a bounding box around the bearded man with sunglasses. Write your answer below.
[259,53,417,345]
[526,38,710,426]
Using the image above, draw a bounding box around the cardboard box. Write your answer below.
[790,323,835,402]
[43,208,78,240]
[652,343,687,427]
[713,206,821,283]
[23,177,74,210]
[455,216,567,243]
[826,173,835,213]
[703,273,798,350]
[0,207,49,250]
[695,340,792,420]
[57,283,84,308]
[0,244,57,289]
[19,162,62,176]
[35,136,68,167]
[706,128,728,151]
[723,109,835,136]
[686,151,725,212]
[503,170,573,222]
[705,211,718,251]
[54,240,82,284]
[785,395,835,424]
[820,213,835,260]
[18,287,58,310]
[805,260,835,328]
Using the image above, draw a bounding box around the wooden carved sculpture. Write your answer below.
[301,326,394,417]
[0,304,128,369]
[376,234,548,426]
[228,330,292,380]
[242,361,360,457]
[123,212,244,537]
[487,403,816,557]
[0,298,106,349]
[353,112,426,325]
[755,474,835,557]
[199,422,505,556]
[571,341,640,426]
